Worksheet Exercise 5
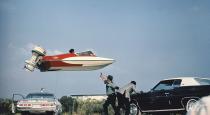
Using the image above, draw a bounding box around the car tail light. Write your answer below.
[18,103,32,107]
[42,103,50,106]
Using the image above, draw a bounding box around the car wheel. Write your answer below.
[130,102,141,115]
[185,99,197,112]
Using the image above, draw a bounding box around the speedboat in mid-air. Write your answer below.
[24,46,115,72]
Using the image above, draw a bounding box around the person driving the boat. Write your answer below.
[69,49,77,56]
[69,49,75,53]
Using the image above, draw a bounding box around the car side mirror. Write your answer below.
[139,91,143,94]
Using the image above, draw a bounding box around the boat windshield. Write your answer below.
[77,51,95,56]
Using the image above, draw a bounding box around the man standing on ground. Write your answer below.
[100,73,120,115]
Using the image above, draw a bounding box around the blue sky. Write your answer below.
[0,0,210,98]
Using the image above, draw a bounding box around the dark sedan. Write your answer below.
[130,77,210,115]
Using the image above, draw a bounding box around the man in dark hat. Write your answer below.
[100,73,120,115]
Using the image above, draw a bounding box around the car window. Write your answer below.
[194,78,210,85]
[173,79,182,87]
[26,93,54,99]
[153,80,174,91]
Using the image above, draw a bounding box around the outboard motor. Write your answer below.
[24,46,46,72]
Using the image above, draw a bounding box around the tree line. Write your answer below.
[0,96,114,115]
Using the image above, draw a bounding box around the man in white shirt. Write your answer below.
[117,81,137,115]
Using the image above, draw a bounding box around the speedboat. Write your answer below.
[24,46,115,72]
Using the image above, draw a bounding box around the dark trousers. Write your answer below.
[116,92,130,115]
[124,97,130,115]
[103,93,120,115]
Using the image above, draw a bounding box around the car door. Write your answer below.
[169,79,184,109]
[151,80,175,110]
[138,91,157,111]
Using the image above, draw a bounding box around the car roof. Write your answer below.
[162,77,209,81]
[161,77,210,86]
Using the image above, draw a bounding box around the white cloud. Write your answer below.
[8,42,15,49]
[26,43,36,50]
[192,6,200,12]
[23,43,64,55]
[0,1,17,12]
[21,43,37,56]
[7,42,36,57]
[47,49,64,55]
[8,42,64,56]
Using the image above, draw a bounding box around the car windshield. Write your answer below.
[153,80,174,91]
[194,78,210,85]
[26,93,54,99]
